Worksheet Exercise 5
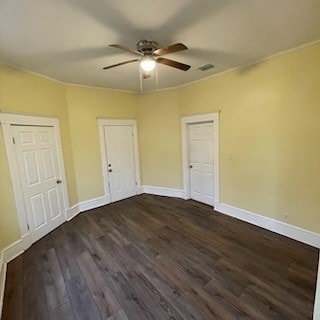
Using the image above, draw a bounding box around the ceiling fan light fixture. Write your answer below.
[140,57,156,72]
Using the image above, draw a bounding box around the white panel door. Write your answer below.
[104,125,137,202]
[189,122,214,205]
[12,125,65,242]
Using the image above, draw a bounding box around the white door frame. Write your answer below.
[181,113,220,206]
[0,112,70,241]
[97,119,142,201]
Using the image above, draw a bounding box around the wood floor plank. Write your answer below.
[107,309,130,320]
[106,271,156,320]
[49,301,75,320]
[80,232,119,275]
[185,284,244,320]
[203,278,267,320]
[51,228,80,281]
[125,244,181,302]
[217,257,314,317]
[139,262,181,302]
[82,214,105,238]
[150,254,197,292]
[62,221,87,256]
[98,234,140,280]
[115,223,160,259]
[240,285,298,320]
[41,248,69,310]
[23,247,50,320]
[66,275,102,320]
[147,235,211,287]
[171,293,212,320]
[131,274,183,320]
[77,251,120,318]
[3,194,318,320]
[1,255,23,320]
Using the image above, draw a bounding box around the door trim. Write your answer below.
[0,112,70,240]
[181,113,220,206]
[97,119,142,201]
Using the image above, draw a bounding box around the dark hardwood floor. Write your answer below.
[2,194,319,320]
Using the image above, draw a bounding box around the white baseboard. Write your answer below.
[79,195,110,212]
[66,204,80,221]
[214,202,320,249]
[142,185,187,199]
[3,237,30,263]
[137,186,144,195]
[66,194,111,221]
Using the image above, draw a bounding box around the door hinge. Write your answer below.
[12,137,16,144]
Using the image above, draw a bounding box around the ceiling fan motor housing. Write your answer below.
[137,40,159,54]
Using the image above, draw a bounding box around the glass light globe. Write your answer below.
[140,57,156,72]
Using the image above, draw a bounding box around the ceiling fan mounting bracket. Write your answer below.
[137,40,159,54]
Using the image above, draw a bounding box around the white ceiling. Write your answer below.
[0,0,319,92]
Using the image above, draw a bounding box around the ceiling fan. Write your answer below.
[102,40,191,78]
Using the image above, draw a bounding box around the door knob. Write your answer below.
[108,164,112,167]
[56,180,62,184]
[108,169,113,172]
[189,165,193,169]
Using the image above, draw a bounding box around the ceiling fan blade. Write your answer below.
[109,44,143,56]
[156,57,191,71]
[154,43,188,56]
[102,59,139,70]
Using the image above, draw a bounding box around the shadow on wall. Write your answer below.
[235,58,268,75]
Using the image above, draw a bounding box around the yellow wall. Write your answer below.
[138,43,320,233]
[1,43,319,252]
[0,64,77,249]
[137,90,183,188]
[65,86,137,202]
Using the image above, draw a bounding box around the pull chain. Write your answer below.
[155,64,159,91]
[139,67,143,92]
